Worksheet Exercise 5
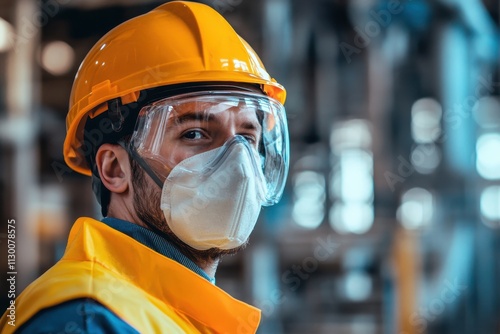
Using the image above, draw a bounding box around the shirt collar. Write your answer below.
[101,217,216,284]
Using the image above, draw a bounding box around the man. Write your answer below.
[0,1,289,333]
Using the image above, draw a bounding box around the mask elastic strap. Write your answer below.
[118,141,164,189]
[117,141,184,247]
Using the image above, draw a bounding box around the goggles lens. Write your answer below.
[130,90,289,205]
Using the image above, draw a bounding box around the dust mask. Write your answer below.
[160,137,267,250]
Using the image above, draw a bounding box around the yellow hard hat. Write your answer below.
[64,0,286,176]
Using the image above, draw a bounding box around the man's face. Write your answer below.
[131,99,263,260]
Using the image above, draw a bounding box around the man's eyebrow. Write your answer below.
[240,121,261,132]
[169,111,262,130]
[169,111,217,125]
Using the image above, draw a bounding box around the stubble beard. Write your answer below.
[130,159,245,268]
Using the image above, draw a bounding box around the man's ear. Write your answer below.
[95,143,131,194]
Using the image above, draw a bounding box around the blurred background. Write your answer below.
[0,0,499,333]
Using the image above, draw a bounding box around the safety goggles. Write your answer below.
[129,90,289,205]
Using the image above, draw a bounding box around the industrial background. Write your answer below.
[0,0,499,333]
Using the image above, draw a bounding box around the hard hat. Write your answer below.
[64,0,286,176]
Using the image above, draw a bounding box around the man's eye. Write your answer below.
[182,130,205,140]
[241,134,259,146]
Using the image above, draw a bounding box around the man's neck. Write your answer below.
[198,258,219,279]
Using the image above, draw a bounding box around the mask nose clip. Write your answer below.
[203,135,261,176]
[225,134,251,147]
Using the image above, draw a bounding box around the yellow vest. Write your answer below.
[0,217,261,333]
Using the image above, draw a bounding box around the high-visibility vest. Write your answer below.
[0,217,261,333]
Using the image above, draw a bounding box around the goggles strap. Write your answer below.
[118,141,164,189]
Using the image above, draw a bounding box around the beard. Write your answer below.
[130,158,246,267]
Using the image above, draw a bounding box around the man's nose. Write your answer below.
[215,129,238,148]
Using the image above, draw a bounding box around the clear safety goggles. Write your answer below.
[129,90,289,205]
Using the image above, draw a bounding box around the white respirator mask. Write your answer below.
[160,136,266,250]
[127,88,289,250]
